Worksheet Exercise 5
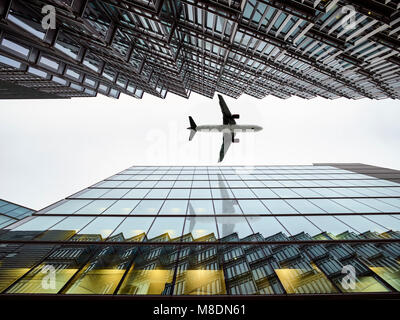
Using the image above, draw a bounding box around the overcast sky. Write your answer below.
[1,92,399,210]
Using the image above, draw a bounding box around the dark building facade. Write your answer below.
[0,0,399,100]
[0,163,399,297]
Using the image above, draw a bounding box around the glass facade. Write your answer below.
[0,1,399,100]
[0,199,34,229]
[0,164,400,296]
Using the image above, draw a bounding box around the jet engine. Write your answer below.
[233,138,240,143]
[232,114,240,119]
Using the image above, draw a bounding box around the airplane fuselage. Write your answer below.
[195,124,263,132]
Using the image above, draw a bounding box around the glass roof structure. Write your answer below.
[0,0,399,100]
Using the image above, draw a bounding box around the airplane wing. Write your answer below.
[218,131,234,162]
[218,94,236,125]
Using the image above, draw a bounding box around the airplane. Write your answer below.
[187,94,263,162]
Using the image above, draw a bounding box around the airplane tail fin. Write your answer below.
[188,116,197,130]
[187,116,197,141]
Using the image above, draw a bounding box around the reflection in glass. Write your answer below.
[247,217,287,238]
[147,217,184,239]
[336,215,388,235]
[108,217,155,240]
[216,216,253,240]
[123,189,150,198]
[275,263,338,294]
[262,199,298,214]
[103,199,140,215]
[213,199,242,215]
[6,263,78,294]
[46,200,92,214]
[190,189,212,199]
[238,200,269,214]
[183,216,217,240]
[131,200,163,215]
[12,216,64,231]
[188,200,214,215]
[118,246,175,295]
[334,276,389,293]
[65,246,127,294]
[75,200,115,214]
[50,216,94,232]
[77,217,124,239]
[276,216,321,237]
[159,200,188,215]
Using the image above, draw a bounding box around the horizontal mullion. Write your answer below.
[0,239,399,246]
[66,196,400,200]
[33,212,400,217]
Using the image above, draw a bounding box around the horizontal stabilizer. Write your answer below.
[188,129,196,141]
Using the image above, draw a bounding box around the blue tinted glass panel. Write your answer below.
[13,216,64,231]
[103,200,140,215]
[247,217,287,238]
[159,200,188,215]
[188,200,214,215]
[216,216,253,239]
[276,216,321,237]
[147,217,184,239]
[75,200,115,214]
[47,200,92,214]
[109,216,154,239]
[131,200,163,215]
[238,200,270,214]
[183,216,217,239]
[213,200,243,214]
[261,200,298,214]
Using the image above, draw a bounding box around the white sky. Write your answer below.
[1,92,399,210]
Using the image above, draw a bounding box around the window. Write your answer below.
[46,200,92,214]
[50,216,94,232]
[131,200,163,215]
[238,200,270,214]
[213,200,243,214]
[109,217,155,239]
[285,199,326,214]
[309,199,352,213]
[276,216,321,237]
[159,200,188,215]
[168,189,190,199]
[335,215,388,235]
[247,217,287,238]
[75,200,115,214]
[12,216,64,231]
[147,217,184,239]
[190,189,212,199]
[78,217,124,239]
[216,216,253,239]
[103,200,140,215]
[100,189,129,198]
[231,189,256,198]
[262,199,298,214]
[183,216,217,239]
[145,189,170,199]
[188,200,214,215]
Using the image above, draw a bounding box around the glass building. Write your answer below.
[0,198,34,229]
[0,0,399,100]
[0,163,400,297]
